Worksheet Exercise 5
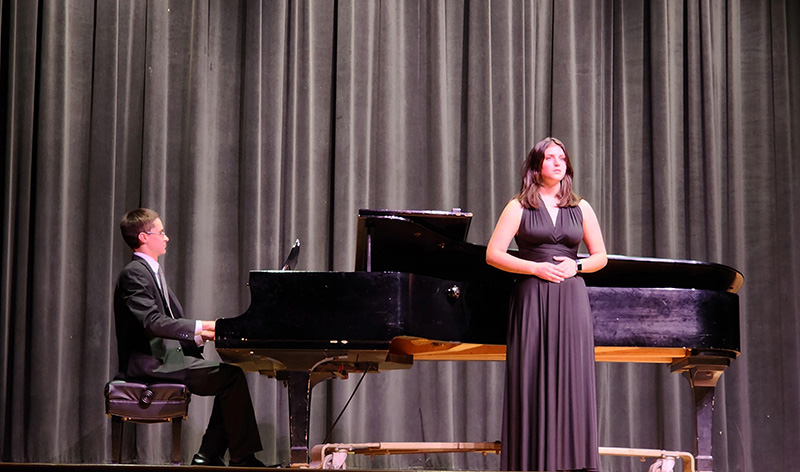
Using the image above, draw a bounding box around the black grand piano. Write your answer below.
[215,209,743,471]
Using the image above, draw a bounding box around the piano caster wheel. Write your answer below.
[447,285,461,300]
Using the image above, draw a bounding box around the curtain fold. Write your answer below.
[2,0,799,470]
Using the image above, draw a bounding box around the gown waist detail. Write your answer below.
[517,244,578,263]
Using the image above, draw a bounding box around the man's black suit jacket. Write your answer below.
[114,256,205,380]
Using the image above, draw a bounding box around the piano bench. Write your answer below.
[104,380,191,465]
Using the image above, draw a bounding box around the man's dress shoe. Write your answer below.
[191,452,226,466]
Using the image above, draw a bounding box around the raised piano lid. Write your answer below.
[357,208,473,241]
[356,208,744,293]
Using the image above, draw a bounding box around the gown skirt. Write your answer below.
[501,205,600,472]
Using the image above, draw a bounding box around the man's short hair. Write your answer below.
[120,208,160,250]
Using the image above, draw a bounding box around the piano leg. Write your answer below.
[287,371,313,465]
[690,383,715,472]
[672,351,735,472]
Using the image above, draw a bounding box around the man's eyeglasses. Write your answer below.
[141,230,168,238]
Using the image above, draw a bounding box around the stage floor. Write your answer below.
[0,464,287,472]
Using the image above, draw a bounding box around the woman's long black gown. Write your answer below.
[501,204,600,472]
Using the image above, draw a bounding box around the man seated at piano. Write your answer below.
[113,208,266,467]
[487,137,607,472]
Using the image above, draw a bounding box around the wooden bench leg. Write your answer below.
[171,418,182,465]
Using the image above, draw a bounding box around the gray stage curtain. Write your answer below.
[1,0,798,470]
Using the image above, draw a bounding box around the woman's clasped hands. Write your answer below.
[532,256,578,283]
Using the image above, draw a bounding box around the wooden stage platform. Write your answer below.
[0,464,286,472]
[0,442,695,472]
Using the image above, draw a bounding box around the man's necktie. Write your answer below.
[157,267,174,318]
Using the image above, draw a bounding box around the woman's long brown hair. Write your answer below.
[515,137,581,209]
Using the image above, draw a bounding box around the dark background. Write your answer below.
[2,1,798,470]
